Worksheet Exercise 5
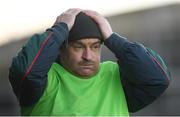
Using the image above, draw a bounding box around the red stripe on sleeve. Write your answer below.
[21,32,53,81]
[149,53,170,82]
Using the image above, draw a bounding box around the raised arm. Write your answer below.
[9,8,82,107]
[104,33,171,112]
[84,10,171,112]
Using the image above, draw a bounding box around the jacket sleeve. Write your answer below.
[104,33,172,113]
[9,22,69,107]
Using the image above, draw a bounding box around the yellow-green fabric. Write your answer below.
[21,61,129,116]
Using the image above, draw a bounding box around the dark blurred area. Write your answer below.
[0,4,180,115]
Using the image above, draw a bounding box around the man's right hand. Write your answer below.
[54,8,82,30]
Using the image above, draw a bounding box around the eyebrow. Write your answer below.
[71,41,84,46]
[91,41,101,45]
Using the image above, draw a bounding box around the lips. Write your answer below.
[80,64,94,69]
[81,65,93,67]
[79,61,95,69]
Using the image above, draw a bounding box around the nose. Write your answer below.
[82,48,93,61]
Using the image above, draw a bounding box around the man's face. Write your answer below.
[60,38,101,78]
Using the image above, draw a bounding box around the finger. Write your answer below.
[83,10,102,24]
[66,8,82,15]
[83,10,99,17]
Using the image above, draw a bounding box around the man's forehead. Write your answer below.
[70,38,101,45]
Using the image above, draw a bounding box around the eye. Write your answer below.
[72,44,84,51]
[94,45,100,48]
[91,44,100,51]
[94,44,101,48]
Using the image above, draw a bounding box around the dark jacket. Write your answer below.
[9,22,171,112]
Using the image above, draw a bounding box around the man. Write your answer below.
[9,8,171,116]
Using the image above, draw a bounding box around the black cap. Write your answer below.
[68,12,103,42]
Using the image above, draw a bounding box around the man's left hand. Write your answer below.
[83,10,113,40]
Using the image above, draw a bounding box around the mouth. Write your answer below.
[79,61,95,69]
[80,64,94,69]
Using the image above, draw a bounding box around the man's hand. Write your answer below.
[83,10,113,40]
[55,8,82,30]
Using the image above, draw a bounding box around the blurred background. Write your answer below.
[0,0,180,115]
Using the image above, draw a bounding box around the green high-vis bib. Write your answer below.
[21,61,129,116]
